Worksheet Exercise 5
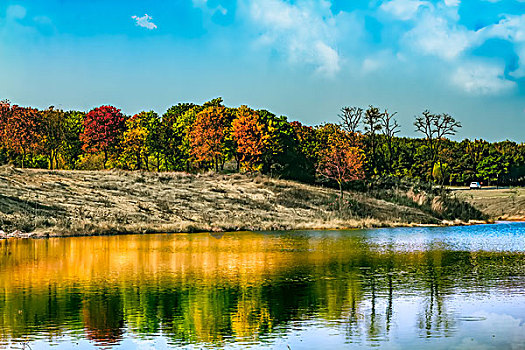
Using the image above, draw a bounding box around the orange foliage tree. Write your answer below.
[0,100,11,149]
[317,133,365,199]
[189,106,227,171]
[0,102,43,168]
[231,106,270,172]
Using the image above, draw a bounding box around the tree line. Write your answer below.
[1,98,524,187]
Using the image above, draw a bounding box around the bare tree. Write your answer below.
[380,109,400,174]
[414,110,461,182]
[339,106,363,133]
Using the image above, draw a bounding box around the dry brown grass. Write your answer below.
[0,166,470,237]
[454,187,525,221]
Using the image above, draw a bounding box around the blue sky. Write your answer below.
[1,0,524,141]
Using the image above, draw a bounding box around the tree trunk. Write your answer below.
[21,148,26,168]
[103,150,108,169]
[54,151,59,170]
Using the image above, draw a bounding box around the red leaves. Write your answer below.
[0,101,43,166]
[80,106,127,166]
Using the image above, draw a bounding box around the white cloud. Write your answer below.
[452,61,515,95]
[314,41,340,76]
[404,13,477,60]
[481,14,525,42]
[6,5,26,20]
[362,57,383,73]
[248,0,341,77]
[479,14,525,78]
[131,14,157,30]
[380,0,429,21]
[361,51,396,73]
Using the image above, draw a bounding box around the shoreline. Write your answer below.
[0,219,497,240]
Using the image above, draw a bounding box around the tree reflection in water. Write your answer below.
[0,229,523,348]
[83,289,124,345]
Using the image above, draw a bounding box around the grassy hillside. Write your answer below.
[0,166,486,237]
[454,188,525,221]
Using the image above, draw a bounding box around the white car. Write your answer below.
[469,182,482,190]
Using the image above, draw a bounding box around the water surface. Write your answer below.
[1,223,524,349]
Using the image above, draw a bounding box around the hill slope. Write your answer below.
[0,167,484,237]
[454,188,525,221]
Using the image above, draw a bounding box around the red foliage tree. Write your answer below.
[189,106,226,171]
[80,106,127,168]
[317,134,365,199]
[232,106,269,172]
[0,101,43,168]
[0,100,11,148]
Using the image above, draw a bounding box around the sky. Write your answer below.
[1,0,524,142]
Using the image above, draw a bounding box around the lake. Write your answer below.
[0,223,524,349]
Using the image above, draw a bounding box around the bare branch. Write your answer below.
[338,106,363,133]
[380,109,400,139]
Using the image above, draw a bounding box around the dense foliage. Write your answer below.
[0,99,524,187]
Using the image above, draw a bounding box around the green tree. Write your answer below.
[432,162,450,185]
[41,106,66,170]
[120,111,159,170]
[61,111,85,169]
[161,103,197,170]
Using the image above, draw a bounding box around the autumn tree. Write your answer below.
[80,106,127,169]
[231,106,270,172]
[0,100,11,158]
[0,100,12,165]
[1,104,43,168]
[317,132,365,199]
[189,106,227,171]
[119,111,160,170]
